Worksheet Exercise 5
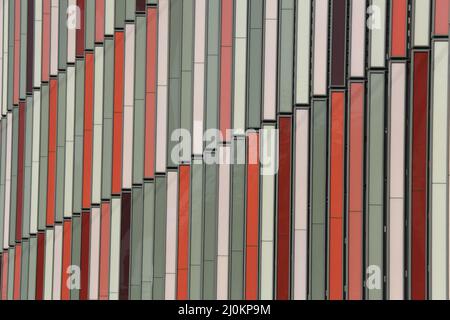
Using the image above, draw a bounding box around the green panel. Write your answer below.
[85,0,95,50]
[167,0,182,167]
[189,159,204,299]
[132,16,146,183]
[205,0,220,132]
[153,176,167,299]
[126,0,136,21]
[180,0,194,135]
[309,100,328,300]
[203,158,218,299]
[22,97,33,237]
[247,0,263,128]
[70,215,82,300]
[229,138,245,299]
[115,0,126,29]
[0,119,7,250]
[38,84,50,230]
[366,72,385,300]
[7,0,14,111]
[73,60,85,214]
[19,0,27,100]
[142,181,155,299]
[9,107,18,243]
[278,2,295,113]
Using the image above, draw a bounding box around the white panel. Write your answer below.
[413,0,431,47]
[192,0,206,156]
[92,47,104,204]
[293,109,309,300]
[260,124,276,299]
[156,0,169,173]
[165,171,178,300]
[104,0,115,36]
[122,24,135,189]
[44,229,54,300]
[263,0,278,120]
[350,0,366,77]
[431,41,449,299]
[52,225,63,299]
[313,0,329,95]
[295,0,311,104]
[50,0,59,75]
[370,0,387,67]
[232,0,247,132]
[66,0,76,63]
[64,66,75,218]
[89,207,101,299]
[216,145,231,300]
[388,63,406,300]
[109,197,121,300]
[2,0,9,114]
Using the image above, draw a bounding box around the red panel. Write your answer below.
[13,244,21,300]
[348,82,364,300]
[435,0,449,35]
[329,92,345,300]
[219,0,233,141]
[80,211,91,300]
[245,132,259,300]
[177,165,190,300]
[35,232,45,300]
[276,117,292,300]
[61,220,72,300]
[13,0,20,105]
[1,253,8,299]
[82,52,94,208]
[145,8,157,179]
[95,0,105,43]
[42,0,51,82]
[411,51,429,300]
[76,0,85,57]
[112,31,124,195]
[391,0,408,57]
[16,102,25,240]
[46,79,58,226]
[99,202,111,300]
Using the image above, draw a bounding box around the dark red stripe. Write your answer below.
[76,0,85,57]
[276,116,292,300]
[411,51,429,300]
[79,211,91,300]
[119,192,131,300]
[26,0,35,93]
[35,232,45,300]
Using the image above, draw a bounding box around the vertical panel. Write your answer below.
[350,0,366,78]
[313,0,329,96]
[263,0,278,120]
[165,171,178,300]
[177,165,190,299]
[348,82,364,300]
[411,51,429,300]
[295,0,311,104]
[329,92,345,300]
[217,145,231,300]
[293,109,309,300]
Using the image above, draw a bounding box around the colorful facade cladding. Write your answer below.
[0,0,449,300]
